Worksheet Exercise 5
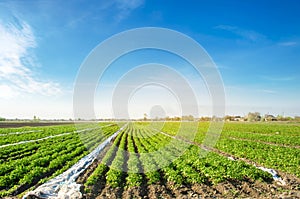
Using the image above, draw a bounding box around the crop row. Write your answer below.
[221,130,300,146]
[135,124,271,185]
[0,125,76,145]
[159,121,300,178]
[222,122,300,136]
[0,123,119,197]
[215,137,300,178]
[161,121,300,143]
[85,122,273,193]
[0,123,115,146]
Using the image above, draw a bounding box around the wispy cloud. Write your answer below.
[113,0,144,22]
[0,16,61,99]
[260,75,295,81]
[73,0,144,24]
[278,41,298,46]
[214,63,231,70]
[257,89,277,94]
[215,25,266,42]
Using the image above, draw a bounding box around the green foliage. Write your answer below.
[4,121,297,197]
[216,137,300,178]
[0,123,119,197]
[86,164,107,186]
[88,122,275,191]
[126,173,143,187]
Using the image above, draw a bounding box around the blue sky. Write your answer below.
[0,0,299,119]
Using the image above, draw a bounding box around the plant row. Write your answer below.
[85,122,273,192]
[0,123,119,197]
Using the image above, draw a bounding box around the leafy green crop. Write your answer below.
[0,123,119,197]
[86,122,279,193]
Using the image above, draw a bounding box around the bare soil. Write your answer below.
[78,132,300,199]
[79,149,300,199]
[83,178,300,199]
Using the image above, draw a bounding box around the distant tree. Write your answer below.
[33,115,40,122]
[211,115,222,121]
[143,113,147,121]
[247,112,261,122]
[199,117,211,121]
[224,115,234,121]
[276,115,284,121]
[294,116,300,121]
[182,115,194,121]
[276,115,292,121]
[173,116,181,121]
[188,115,195,121]
[0,117,5,121]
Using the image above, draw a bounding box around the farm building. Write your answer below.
[264,114,277,121]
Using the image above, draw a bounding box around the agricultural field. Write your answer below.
[0,122,120,197]
[0,121,300,198]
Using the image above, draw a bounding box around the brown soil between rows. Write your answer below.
[227,136,300,149]
[78,149,300,199]
[76,141,113,185]
[77,134,300,199]
[84,179,300,199]
[209,146,300,192]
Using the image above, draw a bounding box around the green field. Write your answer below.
[0,122,299,198]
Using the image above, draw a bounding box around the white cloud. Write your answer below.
[0,17,61,98]
[115,0,144,10]
[0,84,16,98]
[260,75,295,81]
[257,89,277,94]
[114,0,144,22]
[215,25,265,42]
[278,41,298,46]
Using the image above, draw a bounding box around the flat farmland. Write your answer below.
[0,122,299,198]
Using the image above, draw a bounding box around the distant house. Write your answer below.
[233,116,245,121]
[246,112,261,122]
[264,115,277,121]
[224,115,245,122]
[238,116,246,121]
